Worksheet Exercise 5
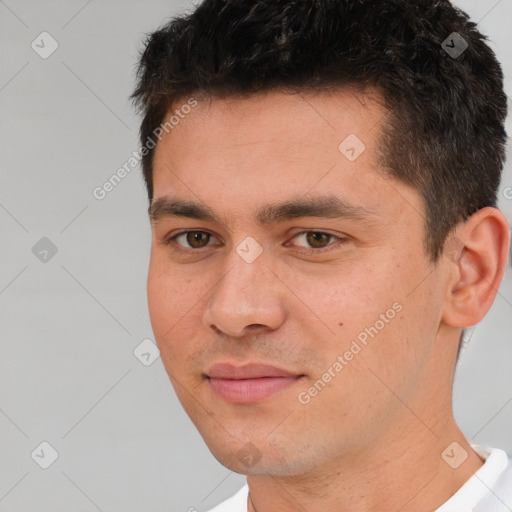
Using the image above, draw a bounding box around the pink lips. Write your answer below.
[206,363,304,404]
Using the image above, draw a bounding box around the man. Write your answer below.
[131,1,511,510]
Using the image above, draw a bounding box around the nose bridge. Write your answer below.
[203,244,286,336]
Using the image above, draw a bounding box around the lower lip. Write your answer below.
[208,376,302,404]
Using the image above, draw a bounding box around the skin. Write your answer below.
[147,89,510,512]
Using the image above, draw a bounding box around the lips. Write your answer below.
[205,363,304,404]
[207,363,298,379]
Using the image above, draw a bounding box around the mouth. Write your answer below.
[205,363,305,404]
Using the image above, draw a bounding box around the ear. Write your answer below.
[441,207,510,328]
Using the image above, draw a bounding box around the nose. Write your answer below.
[202,248,287,338]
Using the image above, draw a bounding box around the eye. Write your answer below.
[166,230,219,249]
[163,229,347,255]
[289,231,347,253]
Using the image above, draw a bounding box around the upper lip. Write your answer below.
[206,363,301,379]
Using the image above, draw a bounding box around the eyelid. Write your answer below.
[165,229,221,249]
[164,229,347,254]
[286,230,348,253]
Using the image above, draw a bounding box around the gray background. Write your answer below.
[0,1,511,511]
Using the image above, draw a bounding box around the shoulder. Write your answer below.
[470,445,512,511]
[205,484,249,512]
[485,451,512,505]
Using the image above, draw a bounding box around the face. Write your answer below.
[147,89,452,476]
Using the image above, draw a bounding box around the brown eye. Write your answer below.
[185,231,211,248]
[293,231,337,249]
[305,232,332,248]
[168,231,216,249]
[288,231,348,255]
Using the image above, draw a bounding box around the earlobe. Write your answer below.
[441,207,510,328]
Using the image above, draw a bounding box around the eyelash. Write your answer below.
[163,230,348,255]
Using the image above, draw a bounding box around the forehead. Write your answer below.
[153,88,386,178]
[162,88,387,150]
[150,88,422,228]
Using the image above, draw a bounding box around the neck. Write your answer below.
[246,415,484,512]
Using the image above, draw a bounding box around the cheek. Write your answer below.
[147,263,174,331]
[147,250,203,312]
[304,264,390,337]
[147,260,198,354]
[338,267,441,394]
[311,259,420,364]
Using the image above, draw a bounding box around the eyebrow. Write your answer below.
[148,195,378,227]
